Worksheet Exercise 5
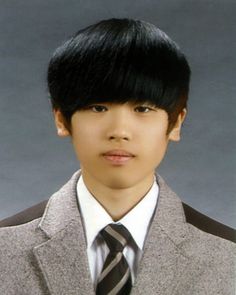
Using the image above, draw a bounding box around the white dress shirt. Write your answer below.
[76,174,159,288]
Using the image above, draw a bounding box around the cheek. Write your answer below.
[143,127,168,149]
[141,130,169,167]
[71,126,100,160]
[72,123,98,144]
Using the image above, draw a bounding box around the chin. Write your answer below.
[102,175,139,190]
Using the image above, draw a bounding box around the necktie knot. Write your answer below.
[100,223,131,253]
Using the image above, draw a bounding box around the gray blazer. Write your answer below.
[0,170,235,295]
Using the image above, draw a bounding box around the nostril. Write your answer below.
[109,136,129,141]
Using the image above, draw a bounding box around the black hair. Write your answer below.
[47,18,191,133]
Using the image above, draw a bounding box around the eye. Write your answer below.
[134,106,154,113]
[88,105,107,112]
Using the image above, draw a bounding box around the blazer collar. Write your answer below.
[33,170,192,294]
[37,170,82,238]
[33,170,95,294]
[132,174,192,294]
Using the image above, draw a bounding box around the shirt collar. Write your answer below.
[77,174,159,250]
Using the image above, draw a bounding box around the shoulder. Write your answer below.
[178,203,236,293]
[0,199,48,228]
[156,173,236,244]
[0,170,82,229]
[0,200,49,250]
[0,214,48,293]
[182,202,236,244]
[180,202,236,287]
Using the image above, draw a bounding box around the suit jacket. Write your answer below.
[0,170,235,295]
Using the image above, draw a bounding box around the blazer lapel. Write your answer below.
[132,174,191,295]
[32,170,95,295]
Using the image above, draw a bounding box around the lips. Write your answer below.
[102,150,135,165]
[103,150,135,157]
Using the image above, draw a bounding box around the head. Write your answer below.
[48,18,191,190]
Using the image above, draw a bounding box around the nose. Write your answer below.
[106,108,132,142]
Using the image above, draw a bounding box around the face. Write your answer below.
[54,102,186,190]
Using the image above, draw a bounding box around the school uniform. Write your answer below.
[0,169,235,294]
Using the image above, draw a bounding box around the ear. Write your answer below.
[53,109,70,137]
[168,108,187,142]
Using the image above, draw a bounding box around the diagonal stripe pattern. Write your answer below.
[96,224,132,295]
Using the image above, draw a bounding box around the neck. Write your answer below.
[81,169,155,221]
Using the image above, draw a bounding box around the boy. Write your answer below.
[0,18,235,295]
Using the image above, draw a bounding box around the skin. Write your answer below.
[54,102,186,221]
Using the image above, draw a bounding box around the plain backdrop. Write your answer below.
[0,0,235,228]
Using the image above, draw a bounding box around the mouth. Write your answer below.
[103,149,135,157]
[102,150,135,165]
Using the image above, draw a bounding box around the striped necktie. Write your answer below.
[96,223,132,295]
